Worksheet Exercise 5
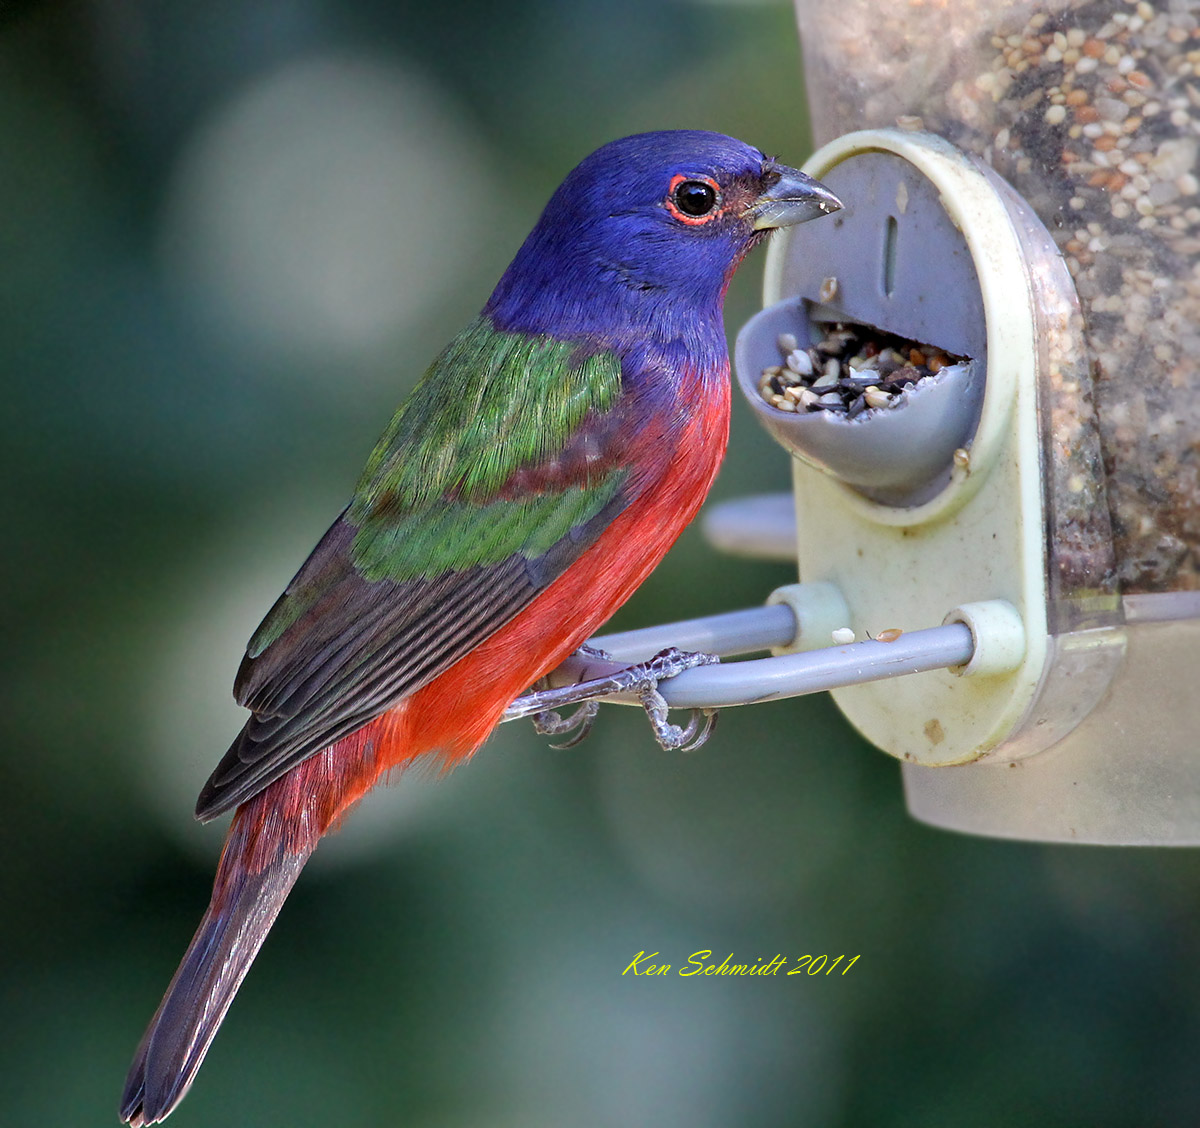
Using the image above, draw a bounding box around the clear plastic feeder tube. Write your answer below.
[772,0,1200,842]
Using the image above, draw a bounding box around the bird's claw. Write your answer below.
[637,687,719,751]
[532,700,600,749]
[618,647,720,751]
[667,705,719,751]
[576,642,614,661]
[506,646,720,752]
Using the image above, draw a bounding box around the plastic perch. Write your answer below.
[501,593,979,720]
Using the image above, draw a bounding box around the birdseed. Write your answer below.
[759,322,967,419]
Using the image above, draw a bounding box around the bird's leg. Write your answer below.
[506,647,720,751]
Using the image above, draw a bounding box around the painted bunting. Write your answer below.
[119,129,840,1124]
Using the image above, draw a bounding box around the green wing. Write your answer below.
[195,318,629,820]
[350,317,624,581]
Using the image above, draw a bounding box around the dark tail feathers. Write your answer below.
[119,826,311,1125]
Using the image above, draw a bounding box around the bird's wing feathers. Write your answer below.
[195,318,628,820]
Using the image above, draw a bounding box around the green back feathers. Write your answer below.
[356,318,622,506]
[348,317,625,583]
[246,318,627,659]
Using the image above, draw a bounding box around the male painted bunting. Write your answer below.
[120,129,840,1124]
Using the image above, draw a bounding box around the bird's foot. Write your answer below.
[506,647,720,751]
[532,700,600,749]
[625,648,720,751]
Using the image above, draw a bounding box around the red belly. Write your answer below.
[393,374,730,768]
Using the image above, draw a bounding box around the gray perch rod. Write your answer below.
[502,604,975,717]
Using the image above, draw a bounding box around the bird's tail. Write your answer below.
[119,800,315,1126]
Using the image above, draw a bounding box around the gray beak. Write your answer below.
[748,165,842,230]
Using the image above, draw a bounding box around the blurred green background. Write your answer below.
[4,1,1200,1125]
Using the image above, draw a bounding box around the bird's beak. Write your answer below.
[747,165,843,230]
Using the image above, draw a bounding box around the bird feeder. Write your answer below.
[522,0,1200,845]
[719,0,1200,845]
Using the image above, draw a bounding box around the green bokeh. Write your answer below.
[3,2,1198,1126]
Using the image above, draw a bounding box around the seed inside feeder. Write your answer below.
[757,322,968,420]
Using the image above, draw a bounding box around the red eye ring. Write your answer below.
[665,174,721,225]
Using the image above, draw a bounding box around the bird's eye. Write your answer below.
[674,180,717,216]
[666,175,721,224]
